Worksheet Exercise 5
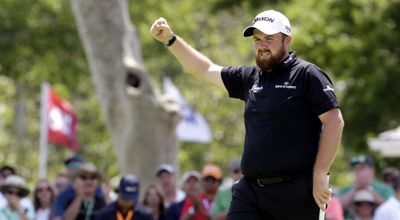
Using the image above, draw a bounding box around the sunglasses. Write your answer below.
[5,190,22,197]
[37,187,51,193]
[203,176,218,182]
[79,175,98,180]
[66,161,81,169]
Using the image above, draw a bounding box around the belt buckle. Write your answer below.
[257,179,265,187]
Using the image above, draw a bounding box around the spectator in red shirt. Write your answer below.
[180,164,222,220]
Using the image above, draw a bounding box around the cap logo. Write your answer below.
[253,17,275,25]
[125,186,137,192]
[285,25,291,33]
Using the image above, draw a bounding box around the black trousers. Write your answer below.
[226,175,320,220]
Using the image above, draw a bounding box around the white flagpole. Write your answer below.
[39,82,49,179]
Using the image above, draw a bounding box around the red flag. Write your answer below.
[47,87,79,151]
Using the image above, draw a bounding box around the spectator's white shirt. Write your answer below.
[373,196,400,220]
[0,192,34,209]
[164,188,186,208]
[35,207,51,220]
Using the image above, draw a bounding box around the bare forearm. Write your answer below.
[180,213,194,220]
[168,37,224,89]
[314,120,343,176]
[63,196,82,220]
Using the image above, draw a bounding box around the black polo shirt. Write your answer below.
[221,51,339,179]
[95,201,154,220]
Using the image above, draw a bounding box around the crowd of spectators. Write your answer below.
[0,154,399,220]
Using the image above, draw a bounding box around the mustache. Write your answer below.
[258,49,271,55]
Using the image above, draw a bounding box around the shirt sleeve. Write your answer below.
[303,64,339,116]
[221,66,247,101]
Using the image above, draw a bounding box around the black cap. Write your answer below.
[119,174,140,202]
[351,155,375,168]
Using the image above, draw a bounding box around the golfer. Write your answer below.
[150,10,344,219]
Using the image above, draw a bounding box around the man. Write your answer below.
[95,174,154,220]
[373,175,400,220]
[55,173,69,195]
[52,155,110,220]
[211,158,243,220]
[0,175,35,220]
[180,164,222,220]
[63,163,106,220]
[0,166,34,211]
[381,167,400,189]
[336,155,395,219]
[155,164,186,208]
[165,171,202,220]
[150,9,344,219]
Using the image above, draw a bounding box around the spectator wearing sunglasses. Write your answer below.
[210,158,242,220]
[0,166,34,212]
[33,179,55,220]
[52,156,110,220]
[380,167,400,189]
[54,173,69,195]
[180,164,222,220]
[0,175,35,220]
[63,163,106,220]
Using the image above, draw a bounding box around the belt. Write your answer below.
[256,177,293,186]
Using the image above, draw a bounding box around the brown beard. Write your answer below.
[255,42,286,72]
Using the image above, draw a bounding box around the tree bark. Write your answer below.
[70,0,180,190]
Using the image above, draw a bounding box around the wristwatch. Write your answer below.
[367,185,374,191]
[188,206,195,215]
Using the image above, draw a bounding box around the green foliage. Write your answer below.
[1,0,400,191]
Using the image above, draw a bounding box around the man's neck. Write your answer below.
[83,193,95,202]
[165,189,176,203]
[117,198,134,213]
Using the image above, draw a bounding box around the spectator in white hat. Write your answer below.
[0,175,35,220]
[352,189,376,220]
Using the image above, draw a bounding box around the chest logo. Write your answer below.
[275,82,296,89]
[251,84,263,93]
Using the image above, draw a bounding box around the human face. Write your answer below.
[36,181,52,204]
[66,160,82,176]
[4,186,22,208]
[253,29,289,72]
[0,169,14,183]
[355,201,375,218]
[55,176,69,194]
[183,177,201,197]
[230,168,243,182]
[202,176,220,194]
[157,171,175,194]
[79,173,98,194]
[145,188,161,208]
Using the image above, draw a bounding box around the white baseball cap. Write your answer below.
[243,10,291,37]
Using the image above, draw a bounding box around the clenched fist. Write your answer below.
[150,17,174,43]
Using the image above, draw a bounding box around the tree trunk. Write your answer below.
[70,0,180,190]
[14,82,27,141]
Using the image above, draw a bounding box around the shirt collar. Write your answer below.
[260,51,297,76]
